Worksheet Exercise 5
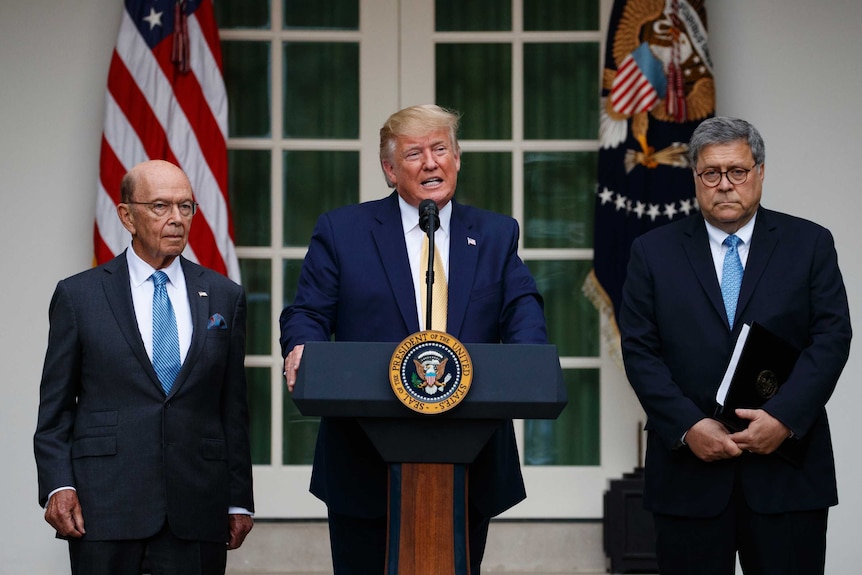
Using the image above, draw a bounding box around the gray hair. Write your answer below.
[688,117,765,167]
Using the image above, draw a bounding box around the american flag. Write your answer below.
[609,42,666,116]
[94,0,239,282]
[585,0,713,362]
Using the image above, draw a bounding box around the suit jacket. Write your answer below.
[34,253,254,542]
[280,192,547,519]
[620,207,851,517]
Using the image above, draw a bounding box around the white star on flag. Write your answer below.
[143,8,163,30]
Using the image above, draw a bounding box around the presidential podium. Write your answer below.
[292,341,567,575]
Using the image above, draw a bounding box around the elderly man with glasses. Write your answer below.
[619,117,851,575]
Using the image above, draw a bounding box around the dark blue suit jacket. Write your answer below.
[620,207,851,517]
[35,254,254,541]
[280,192,547,519]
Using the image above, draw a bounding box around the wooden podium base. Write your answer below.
[386,463,470,575]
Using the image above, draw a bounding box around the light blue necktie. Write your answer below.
[721,234,743,329]
[151,271,181,395]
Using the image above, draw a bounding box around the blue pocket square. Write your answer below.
[207,313,228,330]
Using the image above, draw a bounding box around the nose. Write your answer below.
[717,172,734,191]
[421,149,439,169]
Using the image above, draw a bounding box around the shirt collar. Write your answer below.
[398,195,451,238]
[126,244,183,288]
[704,211,757,247]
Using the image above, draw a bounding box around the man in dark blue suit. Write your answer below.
[620,117,851,575]
[35,160,254,575]
[280,104,547,574]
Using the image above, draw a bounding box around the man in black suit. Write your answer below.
[280,104,547,574]
[34,160,254,575]
[619,117,851,574]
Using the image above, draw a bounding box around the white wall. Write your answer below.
[709,2,862,571]
[1,1,859,572]
[1,1,124,573]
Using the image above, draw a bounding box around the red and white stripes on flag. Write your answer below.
[94,0,239,282]
[609,42,667,117]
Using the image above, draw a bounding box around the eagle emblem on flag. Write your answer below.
[586,0,715,363]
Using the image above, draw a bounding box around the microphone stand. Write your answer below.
[418,200,440,331]
[425,223,436,331]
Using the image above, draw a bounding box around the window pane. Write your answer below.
[456,152,512,215]
[280,259,318,465]
[523,151,596,248]
[239,259,271,356]
[283,386,319,465]
[436,44,512,140]
[524,368,599,465]
[282,259,304,311]
[215,0,270,29]
[283,43,359,139]
[283,151,359,246]
[524,43,599,140]
[283,0,358,30]
[528,260,599,357]
[523,0,599,31]
[247,366,272,465]
[435,0,511,31]
[222,41,271,138]
[229,150,271,247]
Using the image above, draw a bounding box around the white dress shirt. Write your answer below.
[399,195,451,330]
[705,213,756,283]
[126,246,192,363]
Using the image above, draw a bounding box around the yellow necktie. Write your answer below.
[420,234,447,332]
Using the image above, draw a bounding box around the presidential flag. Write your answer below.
[94,0,239,282]
[584,0,714,360]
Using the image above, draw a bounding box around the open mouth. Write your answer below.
[422,177,443,188]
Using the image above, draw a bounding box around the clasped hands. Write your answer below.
[686,409,792,462]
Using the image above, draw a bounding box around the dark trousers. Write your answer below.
[653,483,828,575]
[68,522,226,575]
[327,508,491,574]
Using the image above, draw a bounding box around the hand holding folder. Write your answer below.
[714,322,804,465]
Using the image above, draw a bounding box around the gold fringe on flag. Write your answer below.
[583,268,623,368]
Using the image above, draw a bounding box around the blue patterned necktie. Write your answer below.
[151,271,181,395]
[721,234,744,329]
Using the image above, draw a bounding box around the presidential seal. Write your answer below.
[389,330,473,414]
[755,369,779,400]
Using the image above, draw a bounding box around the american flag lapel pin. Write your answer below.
[198,291,208,297]
[467,237,477,246]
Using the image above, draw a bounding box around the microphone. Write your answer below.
[418,200,440,330]
[418,199,440,234]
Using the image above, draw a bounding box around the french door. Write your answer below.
[218,0,644,519]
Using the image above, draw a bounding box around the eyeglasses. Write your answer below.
[696,164,759,187]
[125,201,197,217]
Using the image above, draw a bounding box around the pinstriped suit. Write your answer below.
[35,253,254,543]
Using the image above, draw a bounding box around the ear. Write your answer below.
[117,203,137,236]
[382,159,397,187]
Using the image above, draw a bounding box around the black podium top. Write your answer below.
[293,341,567,420]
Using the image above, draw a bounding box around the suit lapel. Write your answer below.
[681,216,728,327]
[372,193,421,333]
[447,202,478,338]
[172,258,208,396]
[737,209,778,323]
[102,252,163,392]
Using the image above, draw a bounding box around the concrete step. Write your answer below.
[226,520,610,574]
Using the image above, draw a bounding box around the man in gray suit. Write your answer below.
[34,160,254,575]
